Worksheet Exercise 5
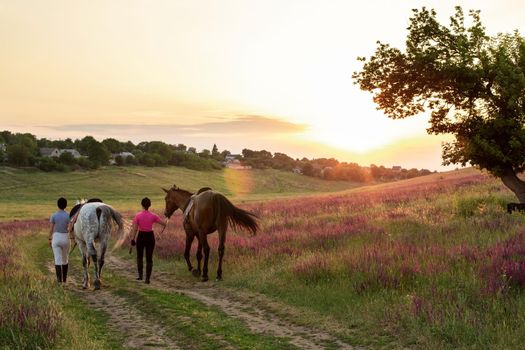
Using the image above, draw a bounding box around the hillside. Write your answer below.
[4,166,525,348]
[0,166,360,221]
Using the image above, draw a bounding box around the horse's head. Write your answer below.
[162,184,192,218]
[162,186,177,218]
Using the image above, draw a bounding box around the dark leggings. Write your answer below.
[136,231,155,280]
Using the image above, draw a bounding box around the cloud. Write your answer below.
[49,115,307,137]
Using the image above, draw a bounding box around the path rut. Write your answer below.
[108,255,354,350]
[48,264,180,349]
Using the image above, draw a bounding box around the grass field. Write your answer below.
[145,168,525,348]
[3,166,525,349]
[0,221,295,349]
[0,220,125,349]
[0,166,358,221]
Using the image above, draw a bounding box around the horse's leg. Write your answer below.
[184,231,194,272]
[193,240,203,277]
[88,240,101,290]
[98,240,107,287]
[78,240,89,289]
[216,227,226,281]
[200,234,210,282]
[83,255,90,289]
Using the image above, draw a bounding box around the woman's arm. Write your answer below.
[68,212,78,237]
[48,223,54,246]
[156,218,167,228]
[129,222,138,242]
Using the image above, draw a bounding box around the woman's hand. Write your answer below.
[49,222,54,247]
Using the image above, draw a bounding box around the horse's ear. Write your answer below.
[172,184,178,189]
[162,187,169,193]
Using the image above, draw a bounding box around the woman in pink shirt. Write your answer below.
[129,197,166,283]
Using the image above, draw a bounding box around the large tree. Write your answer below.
[353,7,525,202]
[87,142,110,167]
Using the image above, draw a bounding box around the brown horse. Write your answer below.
[163,185,259,281]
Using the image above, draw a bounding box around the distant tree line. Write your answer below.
[0,130,433,182]
[241,148,433,182]
[0,131,222,172]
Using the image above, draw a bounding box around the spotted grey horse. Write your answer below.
[73,202,123,289]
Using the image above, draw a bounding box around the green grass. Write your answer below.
[3,229,311,349]
[196,170,525,349]
[0,231,125,350]
[0,165,358,221]
[6,166,525,348]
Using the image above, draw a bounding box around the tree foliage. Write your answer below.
[0,129,431,183]
[7,144,32,166]
[353,7,525,200]
[87,142,110,167]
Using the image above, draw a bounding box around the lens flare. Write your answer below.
[223,168,254,196]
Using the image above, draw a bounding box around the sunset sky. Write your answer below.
[1,0,524,170]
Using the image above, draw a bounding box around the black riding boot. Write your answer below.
[62,264,68,283]
[136,260,143,280]
[55,265,63,283]
[145,263,152,284]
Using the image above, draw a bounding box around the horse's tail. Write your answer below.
[214,194,259,235]
[96,205,124,237]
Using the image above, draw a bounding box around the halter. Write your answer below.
[182,195,196,224]
[181,195,193,213]
[170,186,194,220]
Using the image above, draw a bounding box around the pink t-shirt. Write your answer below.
[133,210,162,232]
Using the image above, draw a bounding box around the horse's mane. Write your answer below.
[173,187,193,196]
[87,198,103,203]
[70,198,103,218]
[197,187,212,194]
[173,186,212,196]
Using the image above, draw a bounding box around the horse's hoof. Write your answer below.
[201,277,209,282]
[82,285,88,290]
[215,277,222,282]
[94,280,101,290]
[192,269,201,277]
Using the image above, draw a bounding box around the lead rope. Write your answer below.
[158,218,169,235]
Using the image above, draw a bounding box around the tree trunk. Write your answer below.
[499,170,525,203]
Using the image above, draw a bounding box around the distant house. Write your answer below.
[392,166,402,173]
[223,154,251,169]
[40,148,61,157]
[321,166,334,179]
[113,151,135,159]
[224,154,240,162]
[221,154,250,170]
[224,158,252,170]
[110,151,135,165]
[59,149,82,158]
[40,148,82,158]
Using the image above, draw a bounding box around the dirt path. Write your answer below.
[48,264,181,349]
[49,255,355,349]
[108,255,355,350]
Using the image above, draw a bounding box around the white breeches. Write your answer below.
[52,232,71,265]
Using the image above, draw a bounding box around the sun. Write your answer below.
[300,120,404,155]
[293,106,433,155]
[311,128,392,154]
